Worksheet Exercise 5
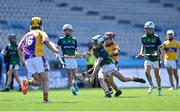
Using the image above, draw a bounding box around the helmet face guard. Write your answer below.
[104,32,115,39]
[92,35,104,47]
[144,21,155,29]
[63,24,73,31]
[8,33,16,43]
[166,30,175,40]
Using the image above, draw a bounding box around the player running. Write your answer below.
[89,35,146,98]
[57,24,80,95]
[136,21,162,96]
[1,33,22,92]
[18,17,59,103]
[161,30,180,90]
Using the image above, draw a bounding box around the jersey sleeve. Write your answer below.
[176,41,180,48]
[75,39,77,49]
[18,35,27,50]
[57,37,62,46]
[156,36,162,46]
[4,45,9,52]
[141,37,145,44]
[115,44,120,51]
[40,31,49,43]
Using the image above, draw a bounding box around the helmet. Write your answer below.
[92,35,104,45]
[63,24,73,30]
[144,21,155,29]
[166,30,175,37]
[104,32,115,39]
[31,17,42,28]
[8,33,16,39]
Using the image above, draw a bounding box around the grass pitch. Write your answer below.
[0,88,179,111]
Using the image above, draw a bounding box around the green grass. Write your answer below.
[0,88,179,111]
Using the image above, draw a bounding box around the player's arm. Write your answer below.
[41,32,59,53]
[1,46,8,56]
[136,44,144,58]
[159,44,165,64]
[110,48,119,57]
[44,41,59,53]
[90,58,102,77]
[18,36,26,66]
[176,41,180,49]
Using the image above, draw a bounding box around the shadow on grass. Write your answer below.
[0,99,25,102]
[117,96,140,98]
[53,101,81,104]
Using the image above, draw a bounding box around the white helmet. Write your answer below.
[63,24,73,30]
[144,21,155,29]
[166,30,175,37]
[92,35,104,45]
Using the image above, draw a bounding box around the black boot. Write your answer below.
[114,90,122,97]
[133,77,146,83]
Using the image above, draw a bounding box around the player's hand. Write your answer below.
[89,75,95,83]
[160,60,163,65]
[135,53,143,58]
[54,49,59,53]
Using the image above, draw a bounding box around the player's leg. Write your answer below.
[153,61,162,96]
[166,67,174,89]
[109,76,122,97]
[171,61,179,89]
[39,71,49,102]
[29,74,42,86]
[13,70,22,91]
[66,69,72,87]
[144,61,154,94]
[2,69,14,91]
[173,68,179,89]
[105,78,113,94]
[98,70,111,97]
[73,67,79,92]
[112,71,145,83]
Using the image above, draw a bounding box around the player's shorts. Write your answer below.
[144,60,159,68]
[25,56,50,75]
[164,59,177,69]
[64,58,77,69]
[99,63,118,77]
[9,64,19,70]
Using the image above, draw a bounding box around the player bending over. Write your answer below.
[89,35,146,98]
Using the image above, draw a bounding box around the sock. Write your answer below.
[6,84,10,89]
[158,87,161,90]
[149,82,153,86]
[105,79,111,88]
[43,93,48,101]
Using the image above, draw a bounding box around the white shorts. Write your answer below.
[64,58,77,69]
[25,57,50,75]
[164,59,177,69]
[9,64,19,70]
[99,63,117,77]
[144,60,159,68]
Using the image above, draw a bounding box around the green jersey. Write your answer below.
[4,43,20,65]
[57,36,77,56]
[141,34,161,61]
[93,46,113,67]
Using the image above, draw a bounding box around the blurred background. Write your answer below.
[0,0,179,89]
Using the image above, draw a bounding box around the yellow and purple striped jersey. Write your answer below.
[162,40,180,60]
[105,43,120,62]
[18,29,49,60]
